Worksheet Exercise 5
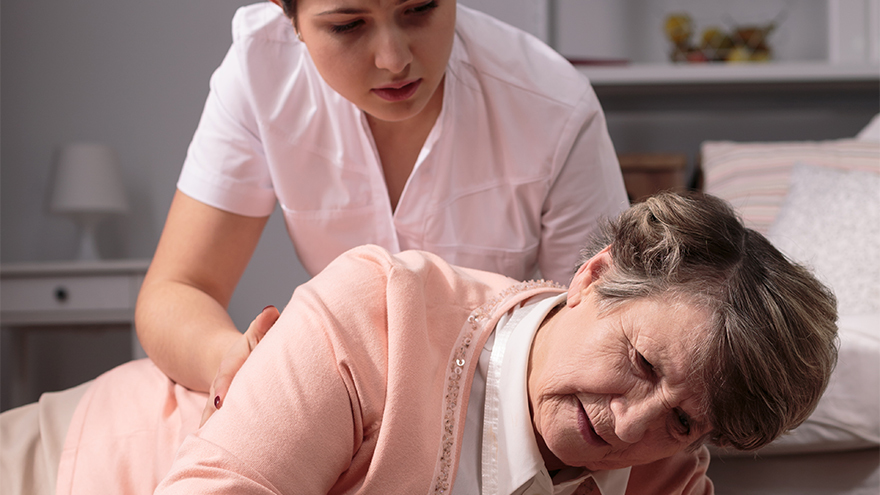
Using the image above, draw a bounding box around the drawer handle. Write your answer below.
[54,286,69,302]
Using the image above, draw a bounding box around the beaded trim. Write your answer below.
[431,280,565,494]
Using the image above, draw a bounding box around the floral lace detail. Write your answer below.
[432,280,565,494]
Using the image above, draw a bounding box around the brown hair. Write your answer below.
[579,192,838,451]
[276,0,297,21]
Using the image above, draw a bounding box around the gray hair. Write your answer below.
[579,192,838,451]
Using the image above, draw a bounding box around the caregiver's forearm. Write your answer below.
[135,279,240,393]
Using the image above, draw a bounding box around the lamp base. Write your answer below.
[74,215,103,261]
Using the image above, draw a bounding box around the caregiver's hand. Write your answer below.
[200,305,281,426]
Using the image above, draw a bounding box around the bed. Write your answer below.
[697,116,880,495]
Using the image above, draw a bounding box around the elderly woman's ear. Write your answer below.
[567,246,612,308]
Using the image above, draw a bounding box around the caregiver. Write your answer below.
[135,0,627,403]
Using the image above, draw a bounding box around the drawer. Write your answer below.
[0,275,137,314]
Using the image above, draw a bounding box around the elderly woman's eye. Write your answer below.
[638,353,655,373]
[676,410,692,435]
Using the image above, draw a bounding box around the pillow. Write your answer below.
[857,113,880,142]
[766,163,879,453]
[713,164,880,458]
[701,139,880,234]
[768,163,880,315]
[711,313,880,457]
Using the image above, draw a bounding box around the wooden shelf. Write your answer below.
[578,62,880,86]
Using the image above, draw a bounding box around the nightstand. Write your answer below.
[0,259,150,410]
[618,152,690,202]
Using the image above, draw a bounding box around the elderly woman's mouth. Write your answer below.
[577,401,610,447]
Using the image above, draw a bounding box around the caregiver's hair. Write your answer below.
[578,191,838,451]
[276,0,298,23]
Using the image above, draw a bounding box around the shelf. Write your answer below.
[578,62,880,87]
[0,258,151,278]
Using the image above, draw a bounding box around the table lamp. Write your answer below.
[49,143,129,260]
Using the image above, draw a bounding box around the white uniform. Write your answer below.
[178,2,627,284]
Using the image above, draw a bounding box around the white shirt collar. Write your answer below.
[479,293,631,495]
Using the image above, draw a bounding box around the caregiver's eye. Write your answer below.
[407,0,439,15]
[330,19,364,34]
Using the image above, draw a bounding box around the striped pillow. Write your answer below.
[701,139,880,234]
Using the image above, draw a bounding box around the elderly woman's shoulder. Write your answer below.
[309,245,454,292]
[309,245,515,312]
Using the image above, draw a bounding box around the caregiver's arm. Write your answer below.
[135,190,269,392]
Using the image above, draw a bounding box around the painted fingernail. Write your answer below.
[214,395,222,409]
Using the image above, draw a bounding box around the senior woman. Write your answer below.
[52,193,836,495]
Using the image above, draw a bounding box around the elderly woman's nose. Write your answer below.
[611,395,666,444]
[373,28,412,73]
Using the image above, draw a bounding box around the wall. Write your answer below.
[3,1,241,262]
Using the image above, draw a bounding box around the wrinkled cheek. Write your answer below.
[533,397,568,436]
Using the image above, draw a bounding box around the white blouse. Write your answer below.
[454,293,631,495]
[177,3,628,284]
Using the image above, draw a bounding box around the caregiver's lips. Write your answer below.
[372,79,421,102]
[578,402,610,447]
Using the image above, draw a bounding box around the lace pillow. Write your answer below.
[713,163,880,457]
[768,163,880,315]
[757,163,880,455]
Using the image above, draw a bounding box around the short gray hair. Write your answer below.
[579,192,838,451]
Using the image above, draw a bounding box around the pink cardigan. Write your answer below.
[56,246,711,494]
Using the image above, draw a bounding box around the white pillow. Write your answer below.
[753,313,880,455]
[857,114,880,142]
[768,163,880,316]
[712,163,880,457]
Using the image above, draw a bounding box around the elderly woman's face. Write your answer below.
[294,0,455,123]
[528,253,712,471]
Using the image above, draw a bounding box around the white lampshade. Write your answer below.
[49,143,129,260]
[50,143,129,214]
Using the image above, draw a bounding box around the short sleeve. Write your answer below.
[177,43,277,217]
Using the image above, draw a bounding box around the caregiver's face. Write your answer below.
[295,0,455,123]
[528,257,712,471]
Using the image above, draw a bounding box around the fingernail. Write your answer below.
[214,395,222,409]
[262,305,276,312]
